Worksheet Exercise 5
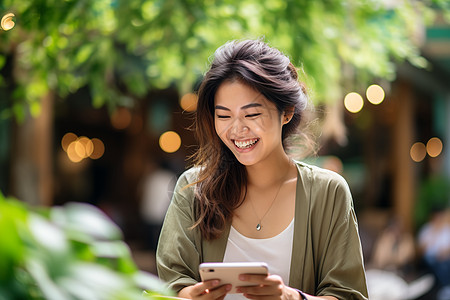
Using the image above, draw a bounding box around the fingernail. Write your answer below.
[226,285,232,291]
[212,280,220,286]
[239,275,247,280]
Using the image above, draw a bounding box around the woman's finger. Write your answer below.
[207,284,232,299]
[236,274,285,299]
[189,280,219,297]
[237,284,281,296]
[238,274,268,284]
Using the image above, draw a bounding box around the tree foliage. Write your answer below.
[0,191,173,299]
[0,0,447,120]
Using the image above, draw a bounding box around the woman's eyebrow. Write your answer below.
[215,105,230,111]
[241,103,262,110]
[215,103,262,111]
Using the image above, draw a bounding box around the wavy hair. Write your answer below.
[190,39,309,240]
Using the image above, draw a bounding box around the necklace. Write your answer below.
[249,174,286,231]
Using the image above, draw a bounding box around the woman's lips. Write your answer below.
[233,138,259,149]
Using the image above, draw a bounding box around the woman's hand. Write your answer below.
[178,280,232,300]
[236,274,299,300]
[236,275,338,300]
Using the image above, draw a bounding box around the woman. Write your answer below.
[156,39,368,300]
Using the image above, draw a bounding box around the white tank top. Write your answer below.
[223,218,294,300]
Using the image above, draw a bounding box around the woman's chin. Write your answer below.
[234,155,259,167]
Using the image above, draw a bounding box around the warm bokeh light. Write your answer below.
[61,133,104,162]
[366,84,385,105]
[89,138,105,159]
[61,132,78,152]
[1,13,15,31]
[159,131,181,153]
[180,93,198,112]
[78,136,94,157]
[426,137,443,158]
[410,142,427,162]
[67,141,83,163]
[344,92,364,113]
[111,107,132,130]
[73,140,87,158]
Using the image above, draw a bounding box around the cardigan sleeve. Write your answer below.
[156,169,202,293]
[309,167,368,300]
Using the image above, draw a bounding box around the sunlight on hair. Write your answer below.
[344,92,364,113]
[366,84,385,105]
[159,131,181,153]
[1,13,15,31]
[410,142,426,162]
[426,137,443,158]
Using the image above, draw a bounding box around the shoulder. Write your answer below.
[176,166,201,187]
[294,160,354,217]
[294,160,350,191]
[170,167,200,207]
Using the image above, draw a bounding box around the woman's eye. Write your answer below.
[217,115,230,119]
[246,113,261,118]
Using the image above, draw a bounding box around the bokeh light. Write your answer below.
[77,136,94,157]
[180,93,198,112]
[111,107,132,130]
[366,84,385,105]
[67,141,83,163]
[61,132,78,152]
[159,131,181,153]
[426,137,443,158]
[73,139,87,158]
[410,142,426,162]
[61,133,105,162]
[344,92,364,113]
[1,13,15,31]
[89,138,105,159]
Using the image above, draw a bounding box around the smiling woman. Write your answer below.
[156,39,368,300]
[214,81,288,166]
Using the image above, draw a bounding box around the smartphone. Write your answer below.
[199,262,269,294]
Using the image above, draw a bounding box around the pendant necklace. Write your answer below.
[249,174,286,231]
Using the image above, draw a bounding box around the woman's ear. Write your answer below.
[283,107,295,124]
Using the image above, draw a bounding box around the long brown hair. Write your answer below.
[191,39,309,240]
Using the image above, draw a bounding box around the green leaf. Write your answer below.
[51,202,123,242]
[0,196,28,281]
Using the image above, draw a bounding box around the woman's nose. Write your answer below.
[231,119,249,134]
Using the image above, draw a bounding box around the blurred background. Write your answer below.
[1,0,449,299]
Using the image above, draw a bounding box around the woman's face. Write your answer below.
[214,80,288,167]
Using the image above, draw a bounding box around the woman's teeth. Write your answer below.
[234,139,258,149]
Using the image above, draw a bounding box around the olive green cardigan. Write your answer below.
[156,161,368,300]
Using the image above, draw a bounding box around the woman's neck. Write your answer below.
[245,154,294,189]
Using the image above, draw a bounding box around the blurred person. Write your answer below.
[365,269,434,300]
[156,39,368,300]
[370,217,415,276]
[365,217,434,300]
[417,206,450,288]
[140,159,177,252]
